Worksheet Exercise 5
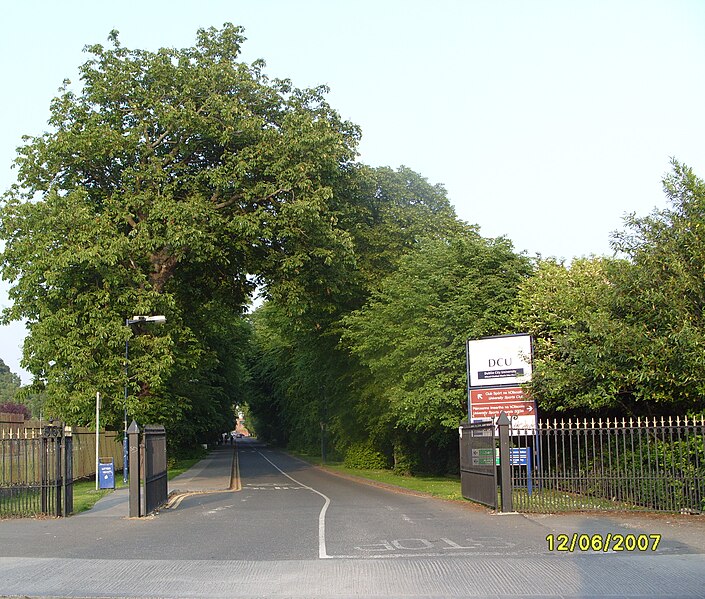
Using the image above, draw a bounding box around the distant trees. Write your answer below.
[0,358,21,404]
[245,166,484,470]
[245,163,532,472]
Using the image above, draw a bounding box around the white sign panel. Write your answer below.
[467,334,532,388]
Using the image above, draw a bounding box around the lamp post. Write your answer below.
[123,315,166,483]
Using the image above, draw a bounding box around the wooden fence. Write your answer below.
[1,416,124,480]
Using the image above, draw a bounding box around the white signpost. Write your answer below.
[466,334,537,433]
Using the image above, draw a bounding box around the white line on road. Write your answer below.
[257,451,332,559]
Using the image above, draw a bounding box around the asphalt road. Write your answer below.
[1,437,705,598]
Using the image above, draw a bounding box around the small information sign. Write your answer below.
[471,448,495,466]
[98,459,115,489]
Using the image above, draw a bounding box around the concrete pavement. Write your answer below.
[2,440,704,598]
[78,443,237,519]
[168,443,238,493]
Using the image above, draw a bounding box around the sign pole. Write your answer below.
[95,392,100,490]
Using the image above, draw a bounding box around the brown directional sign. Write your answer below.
[470,386,536,420]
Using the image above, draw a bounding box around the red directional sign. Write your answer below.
[471,401,535,418]
[471,387,526,404]
[469,386,536,420]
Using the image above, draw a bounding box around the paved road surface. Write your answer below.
[1,437,704,598]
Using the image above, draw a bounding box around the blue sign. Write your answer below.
[99,460,115,489]
[510,447,530,466]
[510,447,533,496]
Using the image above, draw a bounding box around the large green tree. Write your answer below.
[342,228,532,472]
[511,256,637,414]
[610,160,705,414]
[0,24,359,441]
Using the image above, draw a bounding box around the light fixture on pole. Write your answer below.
[123,315,166,483]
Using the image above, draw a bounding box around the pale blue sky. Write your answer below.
[2,0,705,383]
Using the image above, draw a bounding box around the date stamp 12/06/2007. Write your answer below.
[546,533,661,552]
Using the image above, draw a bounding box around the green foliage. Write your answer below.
[514,160,705,417]
[585,434,705,512]
[0,24,360,447]
[343,229,532,440]
[0,358,21,404]
[512,256,635,413]
[392,439,421,475]
[334,165,462,292]
[246,164,465,466]
[343,441,389,470]
[610,160,705,413]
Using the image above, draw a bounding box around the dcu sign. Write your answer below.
[466,334,536,432]
[467,334,533,388]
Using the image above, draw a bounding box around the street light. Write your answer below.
[123,315,166,483]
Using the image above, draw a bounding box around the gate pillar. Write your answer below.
[128,420,141,518]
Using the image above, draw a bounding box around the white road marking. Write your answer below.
[257,451,332,559]
[351,537,519,558]
[205,505,233,515]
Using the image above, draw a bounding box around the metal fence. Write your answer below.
[127,422,168,517]
[143,425,168,514]
[1,424,73,517]
[509,416,705,514]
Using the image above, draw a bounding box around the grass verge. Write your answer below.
[290,452,464,502]
[72,477,126,513]
[71,446,210,514]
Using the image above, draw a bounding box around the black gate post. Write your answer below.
[498,412,513,512]
[41,424,62,516]
[61,426,73,516]
[40,433,48,514]
[128,420,141,518]
[52,426,63,517]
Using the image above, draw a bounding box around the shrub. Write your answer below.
[344,441,389,470]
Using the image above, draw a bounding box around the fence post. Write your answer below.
[497,412,514,512]
[128,420,141,518]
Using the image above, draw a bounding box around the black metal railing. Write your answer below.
[509,416,705,513]
[0,424,73,517]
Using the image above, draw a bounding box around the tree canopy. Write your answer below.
[0,24,359,442]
